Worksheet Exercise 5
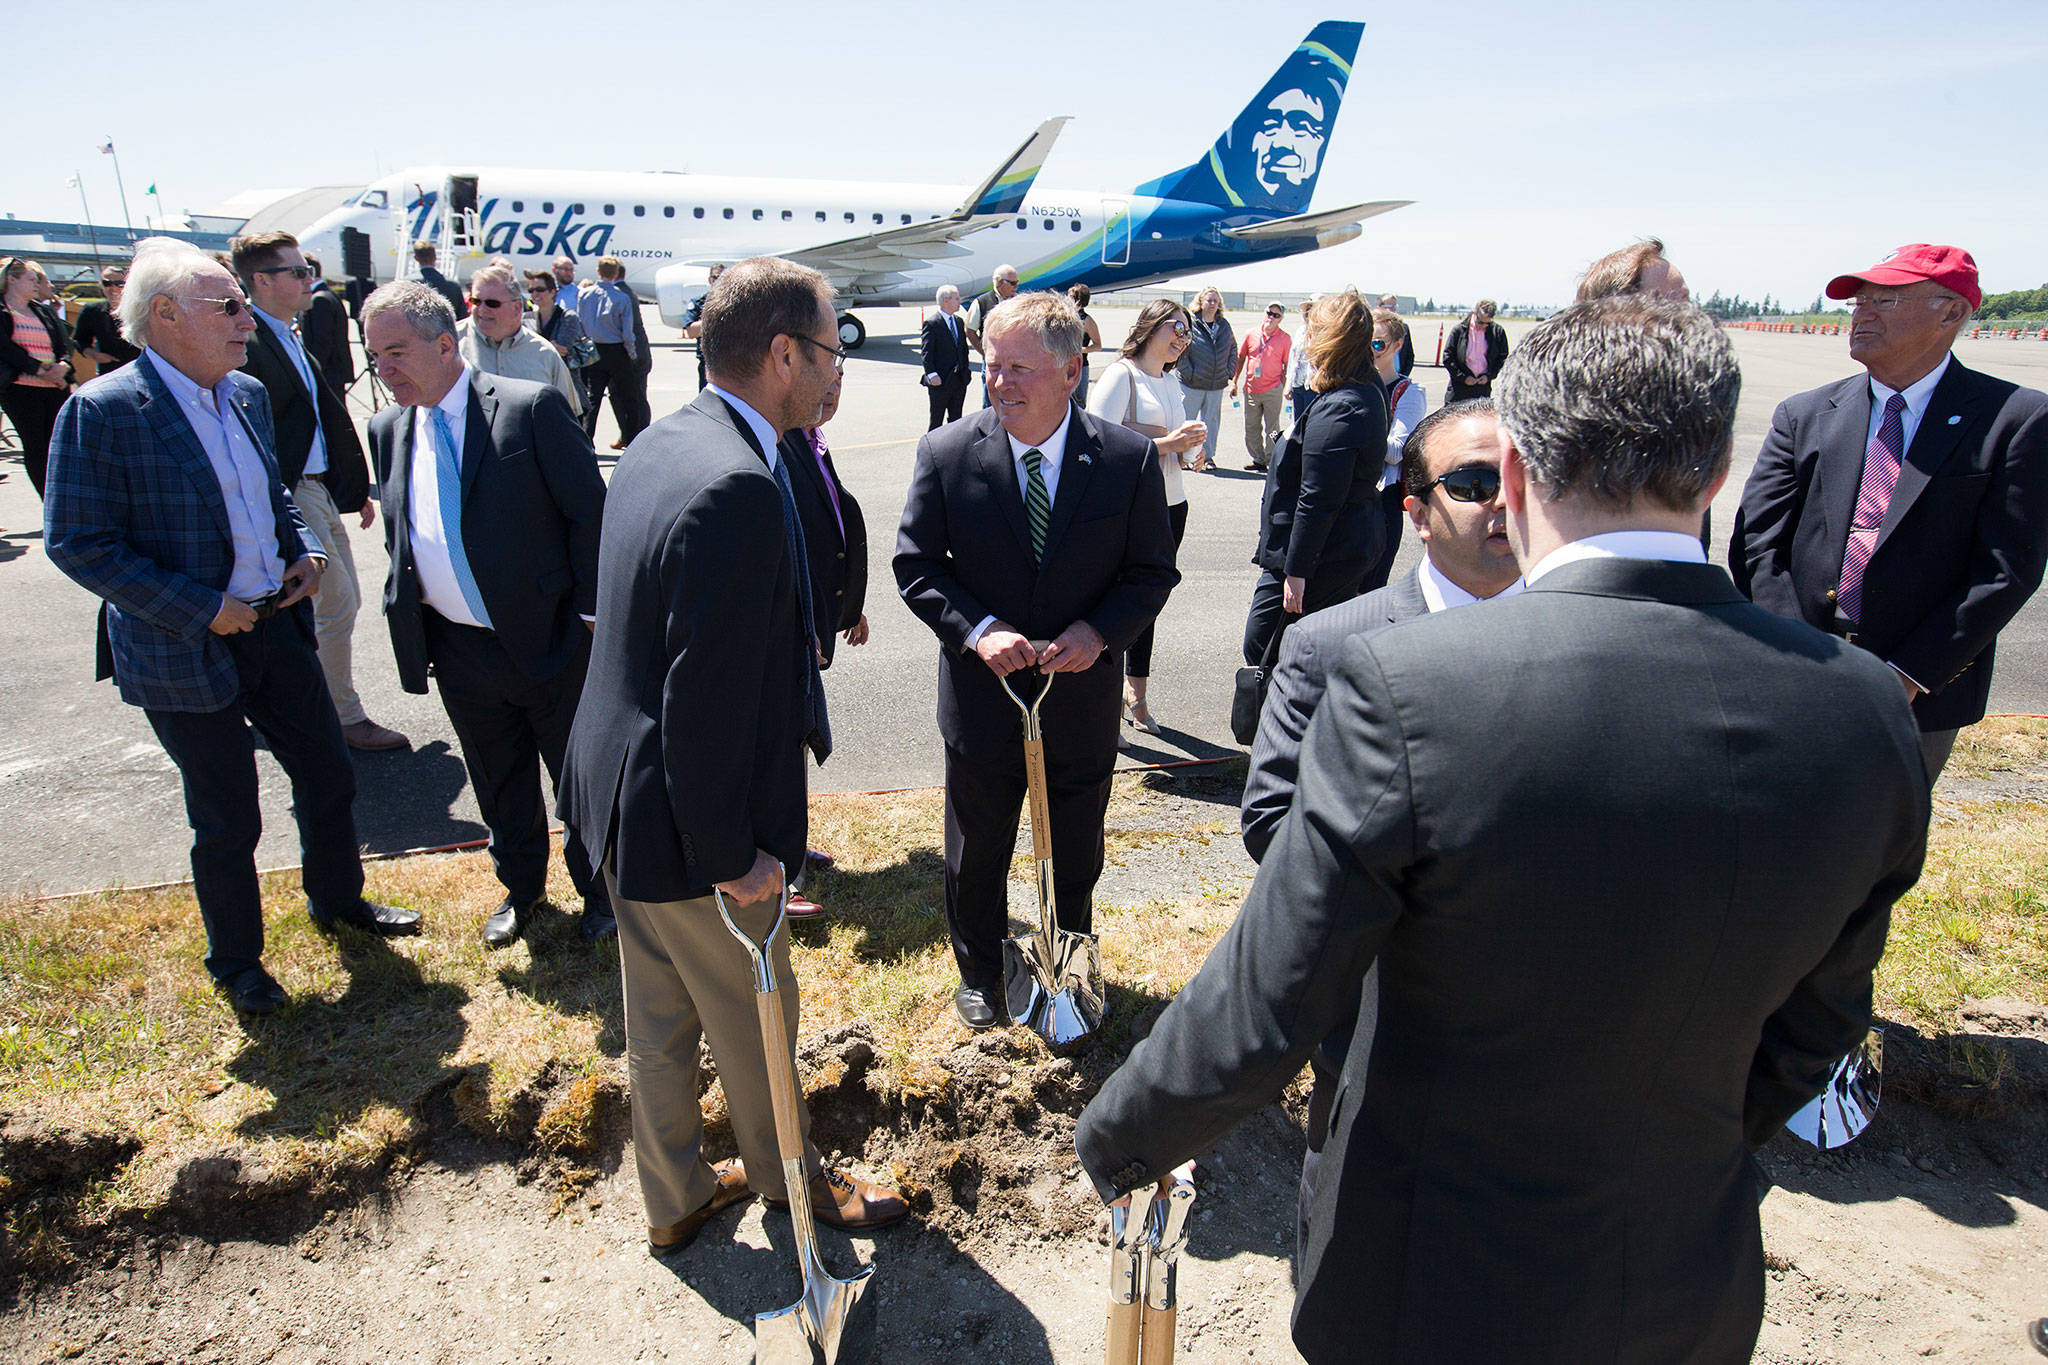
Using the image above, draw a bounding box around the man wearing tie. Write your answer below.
[361,282,612,947]
[920,285,973,429]
[559,257,907,1256]
[231,231,406,752]
[895,291,1179,1030]
[1732,244,2048,782]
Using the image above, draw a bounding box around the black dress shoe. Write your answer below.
[954,985,999,1030]
[312,900,422,937]
[215,965,287,1014]
[579,901,617,944]
[483,896,535,949]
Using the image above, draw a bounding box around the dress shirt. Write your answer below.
[703,383,783,474]
[253,306,327,477]
[577,279,635,353]
[556,280,580,315]
[1463,324,1489,378]
[807,430,845,538]
[407,368,490,629]
[145,348,293,600]
[1417,553,1525,612]
[1524,529,1707,585]
[1865,353,1950,460]
[965,409,1074,648]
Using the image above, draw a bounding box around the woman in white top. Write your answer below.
[1088,299,1207,739]
[1360,307,1427,592]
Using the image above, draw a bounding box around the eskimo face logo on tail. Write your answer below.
[1251,88,1328,200]
[1220,45,1348,214]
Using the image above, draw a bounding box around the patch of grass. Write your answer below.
[1944,715,2048,779]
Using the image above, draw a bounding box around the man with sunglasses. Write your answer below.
[1732,244,2048,783]
[1078,297,1929,1363]
[456,259,582,418]
[1230,302,1292,470]
[230,231,404,753]
[45,238,421,1015]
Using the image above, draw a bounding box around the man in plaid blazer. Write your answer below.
[44,239,418,1015]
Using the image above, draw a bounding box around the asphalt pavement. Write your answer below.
[5,308,2047,897]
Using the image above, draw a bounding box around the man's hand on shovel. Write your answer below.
[716,849,785,906]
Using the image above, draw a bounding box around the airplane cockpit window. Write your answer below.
[356,189,388,210]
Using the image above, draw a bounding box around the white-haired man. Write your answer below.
[920,284,972,429]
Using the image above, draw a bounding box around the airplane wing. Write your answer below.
[777,117,1070,295]
[1222,200,1413,241]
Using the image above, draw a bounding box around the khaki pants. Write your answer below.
[1243,388,1283,467]
[610,871,823,1228]
[293,478,365,726]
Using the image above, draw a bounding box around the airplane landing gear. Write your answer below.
[837,314,867,350]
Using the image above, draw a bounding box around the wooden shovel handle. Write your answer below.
[1139,1303,1176,1365]
[756,989,806,1165]
[1105,1297,1142,1365]
[1023,733,1053,860]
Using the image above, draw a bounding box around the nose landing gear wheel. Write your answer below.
[837,314,866,350]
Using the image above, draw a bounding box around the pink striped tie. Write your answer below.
[1837,392,1906,625]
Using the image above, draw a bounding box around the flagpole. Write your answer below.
[101,138,138,243]
[69,173,105,278]
[149,185,166,229]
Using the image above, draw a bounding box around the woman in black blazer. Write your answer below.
[0,258,77,499]
[1241,288,1389,669]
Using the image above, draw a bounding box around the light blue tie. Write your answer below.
[431,406,493,628]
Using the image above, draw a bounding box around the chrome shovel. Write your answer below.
[1104,1181,1158,1365]
[999,666,1105,1051]
[717,883,876,1365]
[1139,1168,1198,1364]
[1785,1026,1884,1149]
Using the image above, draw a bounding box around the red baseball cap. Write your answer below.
[1825,244,1981,310]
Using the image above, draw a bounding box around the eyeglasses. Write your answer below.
[1426,465,1502,503]
[254,265,315,280]
[790,332,847,370]
[175,295,253,317]
[1848,290,1953,313]
[470,296,514,310]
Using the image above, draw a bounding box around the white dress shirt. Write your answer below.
[1417,553,1525,612]
[1867,353,1950,458]
[146,348,291,600]
[407,368,490,629]
[703,382,784,476]
[965,408,1074,648]
[1524,530,1707,585]
[252,305,327,477]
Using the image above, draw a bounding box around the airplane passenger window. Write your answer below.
[1044,221,1054,230]
[782,210,793,221]
[693,207,705,219]
[634,205,645,217]
[511,201,523,213]
[753,209,764,221]
[1071,221,1082,231]
[816,212,826,222]
[542,201,554,213]
[901,214,911,224]
[1016,221,1027,230]
[572,203,584,214]
[664,206,675,218]
[844,212,854,223]
[872,213,883,224]
[603,204,615,216]
[723,208,734,220]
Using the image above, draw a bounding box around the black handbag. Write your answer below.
[1231,619,1286,746]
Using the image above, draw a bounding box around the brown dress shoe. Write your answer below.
[341,719,410,751]
[767,1167,909,1232]
[648,1159,752,1256]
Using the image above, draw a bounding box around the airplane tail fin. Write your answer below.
[1135,21,1363,215]
[954,117,1071,220]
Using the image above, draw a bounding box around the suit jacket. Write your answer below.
[558,390,810,903]
[920,311,972,387]
[1242,565,1426,861]
[1443,318,1508,389]
[1255,381,1389,579]
[367,371,605,695]
[894,404,1179,763]
[1730,357,2048,732]
[0,299,73,382]
[1076,557,1929,1364]
[44,353,317,712]
[241,313,370,511]
[418,265,468,320]
[778,428,867,667]
[301,284,355,387]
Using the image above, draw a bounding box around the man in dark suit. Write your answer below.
[1731,243,2048,781]
[1076,297,1931,1364]
[232,231,406,752]
[45,240,418,1015]
[558,256,906,1257]
[1442,297,1508,404]
[920,284,973,429]
[361,281,612,947]
[412,240,467,319]
[895,291,1179,1030]
[300,256,355,388]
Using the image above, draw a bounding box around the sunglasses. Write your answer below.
[1426,465,1502,503]
[255,264,315,280]
[469,296,512,309]
[176,295,253,317]
[1166,319,1189,337]
[529,280,555,291]
[1266,311,1283,319]
[1372,338,1388,352]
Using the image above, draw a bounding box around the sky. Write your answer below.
[10,0,2048,309]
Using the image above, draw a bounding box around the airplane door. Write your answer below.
[1101,199,1130,266]
[444,175,482,258]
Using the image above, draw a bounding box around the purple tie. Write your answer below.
[1837,392,1906,625]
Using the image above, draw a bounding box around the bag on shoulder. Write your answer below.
[567,334,600,369]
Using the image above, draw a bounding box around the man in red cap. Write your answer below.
[1731,243,2048,780]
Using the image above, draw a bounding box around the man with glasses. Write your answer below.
[231,231,404,753]
[1230,302,1292,470]
[964,264,1020,409]
[361,280,611,949]
[1732,244,2048,782]
[560,257,909,1256]
[45,238,420,1014]
[457,259,582,418]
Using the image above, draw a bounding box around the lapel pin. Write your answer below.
[1947,415,1961,425]
[1078,452,1092,465]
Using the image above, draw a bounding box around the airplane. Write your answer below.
[295,21,1406,349]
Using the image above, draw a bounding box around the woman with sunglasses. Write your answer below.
[0,257,76,499]
[1088,299,1207,739]
[1241,289,1390,677]
[1360,307,1427,592]
[525,268,592,414]
[1177,287,1235,472]
[74,267,140,375]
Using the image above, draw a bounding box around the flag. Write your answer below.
[145,184,156,196]
[66,176,79,188]
[98,141,114,154]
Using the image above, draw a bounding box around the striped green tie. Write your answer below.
[1022,446,1050,563]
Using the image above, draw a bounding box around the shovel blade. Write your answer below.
[754,1258,876,1364]
[1003,928,1104,1050]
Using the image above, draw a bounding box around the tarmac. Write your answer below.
[5,307,2048,897]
